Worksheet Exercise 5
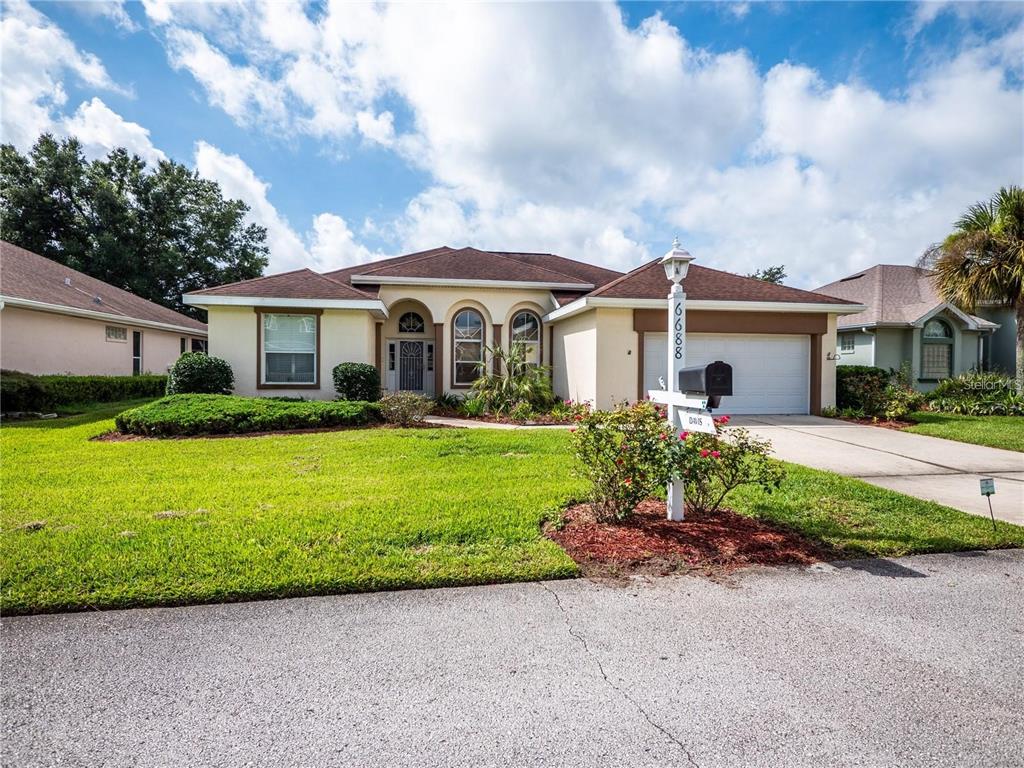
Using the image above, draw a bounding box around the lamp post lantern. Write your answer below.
[661,238,694,521]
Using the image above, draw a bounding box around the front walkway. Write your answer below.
[4,551,1022,767]
[734,416,1024,525]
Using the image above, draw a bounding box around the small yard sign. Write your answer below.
[678,410,718,435]
[979,478,996,496]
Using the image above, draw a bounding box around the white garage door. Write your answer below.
[643,333,810,415]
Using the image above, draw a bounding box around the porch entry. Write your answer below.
[386,339,435,394]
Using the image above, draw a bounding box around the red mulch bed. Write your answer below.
[547,499,833,578]
[838,416,913,430]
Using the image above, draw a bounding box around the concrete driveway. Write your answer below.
[734,416,1024,526]
[3,550,1023,767]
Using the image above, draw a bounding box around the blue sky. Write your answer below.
[2,1,1021,287]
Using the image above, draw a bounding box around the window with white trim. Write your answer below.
[921,319,953,380]
[511,310,541,364]
[839,333,855,353]
[105,325,127,342]
[453,309,484,385]
[398,312,425,333]
[262,313,317,384]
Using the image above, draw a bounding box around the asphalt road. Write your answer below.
[4,550,1023,768]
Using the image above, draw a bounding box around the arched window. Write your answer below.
[452,309,484,385]
[398,311,425,333]
[511,310,541,364]
[921,318,953,380]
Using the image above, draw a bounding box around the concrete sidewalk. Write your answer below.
[4,550,1023,767]
[734,416,1024,525]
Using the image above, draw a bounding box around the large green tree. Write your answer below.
[0,135,269,319]
[746,265,786,285]
[920,186,1024,387]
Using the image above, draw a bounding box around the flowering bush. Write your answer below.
[667,416,784,514]
[550,398,592,423]
[569,400,673,522]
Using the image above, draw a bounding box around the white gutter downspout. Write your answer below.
[861,326,876,367]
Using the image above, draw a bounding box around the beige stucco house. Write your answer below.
[184,246,864,414]
[0,241,207,376]
[816,265,1000,391]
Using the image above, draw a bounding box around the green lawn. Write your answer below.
[903,412,1024,452]
[3,402,1022,615]
[1,402,582,615]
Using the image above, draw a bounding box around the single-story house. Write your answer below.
[0,241,207,376]
[815,264,1000,390]
[184,245,864,414]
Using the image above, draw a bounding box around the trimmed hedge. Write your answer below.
[166,353,234,395]
[333,362,381,401]
[1,370,167,412]
[115,394,383,437]
[836,365,889,414]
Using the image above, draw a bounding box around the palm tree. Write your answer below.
[920,186,1024,388]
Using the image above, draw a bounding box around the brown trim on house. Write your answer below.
[633,309,827,335]
[632,308,828,414]
[433,323,444,395]
[636,330,645,401]
[492,323,502,375]
[809,333,822,415]
[255,307,323,390]
[374,322,382,382]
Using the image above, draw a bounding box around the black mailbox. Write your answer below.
[678,360,733,408]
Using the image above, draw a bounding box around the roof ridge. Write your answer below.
[188,267,315,295]
[587,258,663,297]
[353,247,460,277]
[329,246,453,278]
[317,270,375,298]
[470,248,590,284]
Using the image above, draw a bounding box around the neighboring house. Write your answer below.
[815,264,1000,391]
[185,246,862,415]
[0,241,207,376]
[973,302,1019,377]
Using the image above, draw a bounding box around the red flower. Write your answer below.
[679,431,688,441]
[623,477,632,485]
[616,458,624,466]
[711,450,721,459]
[566,399,573,406]
[569,427,577,433]
[573,414,583,421]
[700,449,710,458]
[719,415,730,424]
[659,432,667,440]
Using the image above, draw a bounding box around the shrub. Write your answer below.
[668,419,785,515]
[333,362,381,402]
[550,398,592,423]
[166,353,234,395]
[470,342,554,414]
[927,372,1022,416]
[836,365,889,415]
[569,400,673,522]
[508,401,534,422]
[1,370,167,412]
[378,392,433,426]
[882,385,925,421]
[115,394,381,437]
[459,395,487,418]
[433,392,462,413]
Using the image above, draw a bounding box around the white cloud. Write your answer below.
[164,27,288,129]
[70,1,139,33]
[194,141,381,272]
[0,0,127,149]
[62,97,166,165]
[355,110,394,146]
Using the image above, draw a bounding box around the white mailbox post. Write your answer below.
[660,239,694,521]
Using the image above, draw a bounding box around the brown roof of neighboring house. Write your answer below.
[0,241,206,332]
[186,268,375,300]
[588,259,855,305]
[814,264,997,328]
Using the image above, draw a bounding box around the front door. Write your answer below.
[399,341,425,392]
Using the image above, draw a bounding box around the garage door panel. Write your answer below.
[643,333,810,415]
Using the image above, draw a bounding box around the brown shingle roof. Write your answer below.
[0,241,206,332]
[490,251,622,288]
[814,265,996,328]
[186,268,375,300]
[346,247,594,286]
[589,259,855,304]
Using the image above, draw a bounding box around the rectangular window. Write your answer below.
[426,342,434,372]
[922,344,951,379]
[132,331,142,375]
[840,333,854,353]
[262,313,317,384]
[388,343,396,371]
[106,325,128,342]
[191,339,208,354]
[180,337,187,354]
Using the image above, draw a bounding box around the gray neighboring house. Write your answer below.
[815,264,1000,391]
